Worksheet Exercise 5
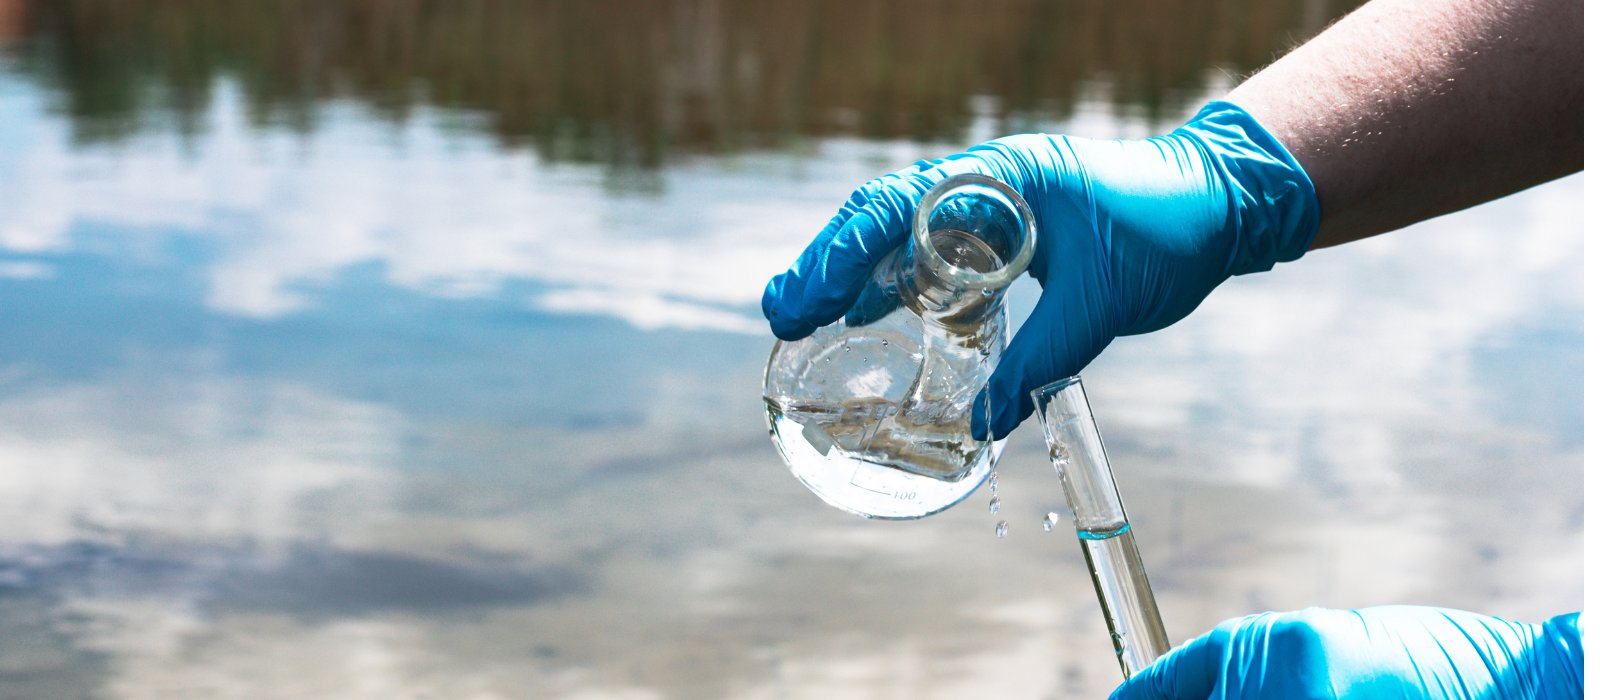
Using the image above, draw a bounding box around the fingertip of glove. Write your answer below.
[798,306,847,331]
[1002,403,1036,439]
[970,383,1036,441]
[770,322,816,342]
[763,275,816,340]
[765,297,816,340]
[970,395,996,441]
[797,278,864,330]
[761,277,781,317]
[993,348,1051,437]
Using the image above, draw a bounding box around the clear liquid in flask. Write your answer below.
[763,175,1036,519]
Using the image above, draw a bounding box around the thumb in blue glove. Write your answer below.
[1109,606,1584,700]
[762,102,1320,440]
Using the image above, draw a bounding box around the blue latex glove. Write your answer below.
[1111,606,1584,700]
[762,101,1320,439]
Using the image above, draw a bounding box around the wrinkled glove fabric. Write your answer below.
[761,101,1320,439]
[1109,606,1584,700]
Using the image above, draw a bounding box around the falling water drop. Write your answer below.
[988,496,1001,514]
[995,521,1008,538]
[1043,512,1059,532]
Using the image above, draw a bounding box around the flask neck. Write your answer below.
[897,174,1036,331]
[897,232,1014,330]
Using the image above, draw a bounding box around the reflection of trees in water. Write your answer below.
[10,0,1358,164]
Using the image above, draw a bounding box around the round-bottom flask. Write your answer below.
[763,174,1036,519]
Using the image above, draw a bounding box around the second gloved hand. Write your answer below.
[761,102,1320,439]
[1109,606,1584,700]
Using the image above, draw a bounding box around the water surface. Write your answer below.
[0,2,1580,699]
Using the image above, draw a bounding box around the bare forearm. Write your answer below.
[1227,0,1581,248]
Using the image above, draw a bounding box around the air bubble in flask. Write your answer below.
[995,521,1008,538]
[881,340,889,346]
[988,496,1000,514]
[1043,512,1059,532]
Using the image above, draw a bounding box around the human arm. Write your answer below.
[1109,606,1584,700]
[1229,0,1582,247]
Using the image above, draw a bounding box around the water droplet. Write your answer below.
[882,339,890,346]
[995,521,1008,538]
[844,345,851,352]
[988,472,999,491]
[982,289,994,297]
[988,496,1000,514]
[1043,512,1059,532]
[824,357,830,362]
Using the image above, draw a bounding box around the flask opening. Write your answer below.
[929,229,1002,275]
[911,173,1036,291]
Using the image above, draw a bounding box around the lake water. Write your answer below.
[0,2,1581,699]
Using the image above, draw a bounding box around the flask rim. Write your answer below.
[910,173,1037,291]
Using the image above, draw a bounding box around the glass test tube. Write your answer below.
[1031,377,1169,678]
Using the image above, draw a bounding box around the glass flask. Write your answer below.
[763,173,1036,519]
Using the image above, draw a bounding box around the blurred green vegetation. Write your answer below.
[7,0,1362,164]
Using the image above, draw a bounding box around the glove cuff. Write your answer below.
[1178,101,1321,276]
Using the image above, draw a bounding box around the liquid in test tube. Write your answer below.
[1032,377,1169,679]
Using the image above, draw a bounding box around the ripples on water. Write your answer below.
[0,1,1581,698]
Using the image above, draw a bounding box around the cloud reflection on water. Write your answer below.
[0,62,1583,700]
[0,377,397,548]
[2,75,919,334]
[0,70,1220,337]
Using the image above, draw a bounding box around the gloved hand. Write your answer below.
[1111,606,1584,700]
[762,102,1320,439]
